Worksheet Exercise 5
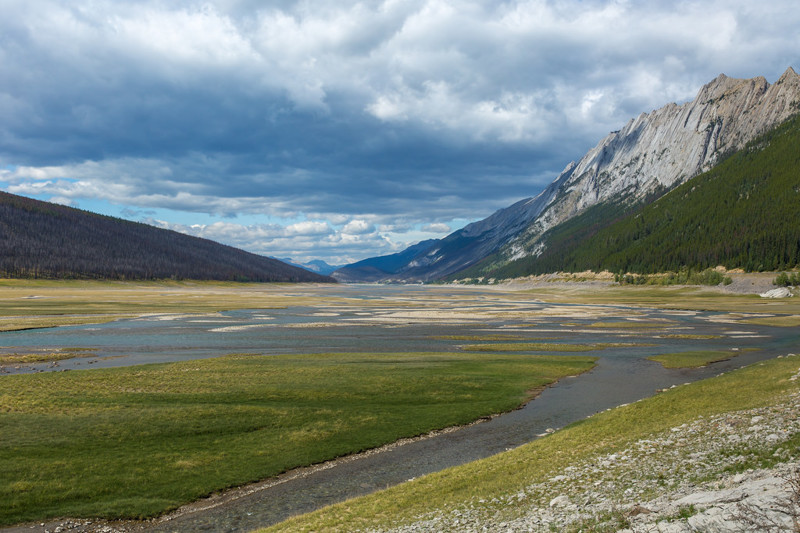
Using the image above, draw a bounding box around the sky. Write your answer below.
[1,1,799,265]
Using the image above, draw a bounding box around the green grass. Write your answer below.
[587,321,669,329]
[430,335,523,341]
[0,348,96,365]
[647,350,738,368]
[0,352,596,526]
[656,334,723,340]
[0,314,135,332]
[263,355,800,532]
[744,315,800,327]
[461,342,639,353]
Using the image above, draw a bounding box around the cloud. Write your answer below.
[421,223,452,234]
[1,0,799,262]
[341,219,375,235]
[149,218,401,265]
[286,220,333,236]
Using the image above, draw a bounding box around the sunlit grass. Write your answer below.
[0,348,96,365]
[743,315,800,327]
[587,321,669,329]
[0,315,134,332]
[647,350,738,368]
[461,342,643,352]
[0,351,596,526]
[656,333,723,340]
[430,335,523,341]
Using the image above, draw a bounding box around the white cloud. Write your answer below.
[341,219,375,235]
[286,220,333,236]
[147,216,402,264]
[421,223,451,234]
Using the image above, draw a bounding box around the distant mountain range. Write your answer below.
[0,192,334,283]
[329,240,437,283]
[333,68,800,283]
[278,258,343,276]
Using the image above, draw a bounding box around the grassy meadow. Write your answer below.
[0,351,595,525]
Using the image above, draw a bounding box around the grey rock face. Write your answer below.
[503,67,800,262]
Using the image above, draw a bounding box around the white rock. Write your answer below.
[549,495,570,508]
[760,287,793,298]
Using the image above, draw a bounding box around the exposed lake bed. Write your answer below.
[1,280,799,532]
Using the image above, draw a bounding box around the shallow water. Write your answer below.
[1,286,784,375]
[142,327,794,532]
[2,285,798,531]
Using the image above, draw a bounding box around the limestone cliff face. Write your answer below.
[504,67,800,261]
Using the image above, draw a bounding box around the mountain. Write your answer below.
[469,112,800,278]
[279,258,343,276]
[299,259,342,275]
[0,191,335,283]
[333,239,438,282]
[338,68,800,282]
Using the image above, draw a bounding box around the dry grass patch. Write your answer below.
[743,315,800,327]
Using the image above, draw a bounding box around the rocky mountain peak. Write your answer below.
[502,68,800,262]
[777,66,799,82]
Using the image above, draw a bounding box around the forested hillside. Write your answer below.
[467,113,800,279]
[0,192,334,282]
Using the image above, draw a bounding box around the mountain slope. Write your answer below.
[0,192,334,282]
[471,112,800,278]
[333,239,438,282]
[333,190,566,282]
[339,68,800,282]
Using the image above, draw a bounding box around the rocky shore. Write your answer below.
[373,364,800,532]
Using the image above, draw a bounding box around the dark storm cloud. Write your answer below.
[1,0,799,262]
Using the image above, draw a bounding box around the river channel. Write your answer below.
[2,285,798,532]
